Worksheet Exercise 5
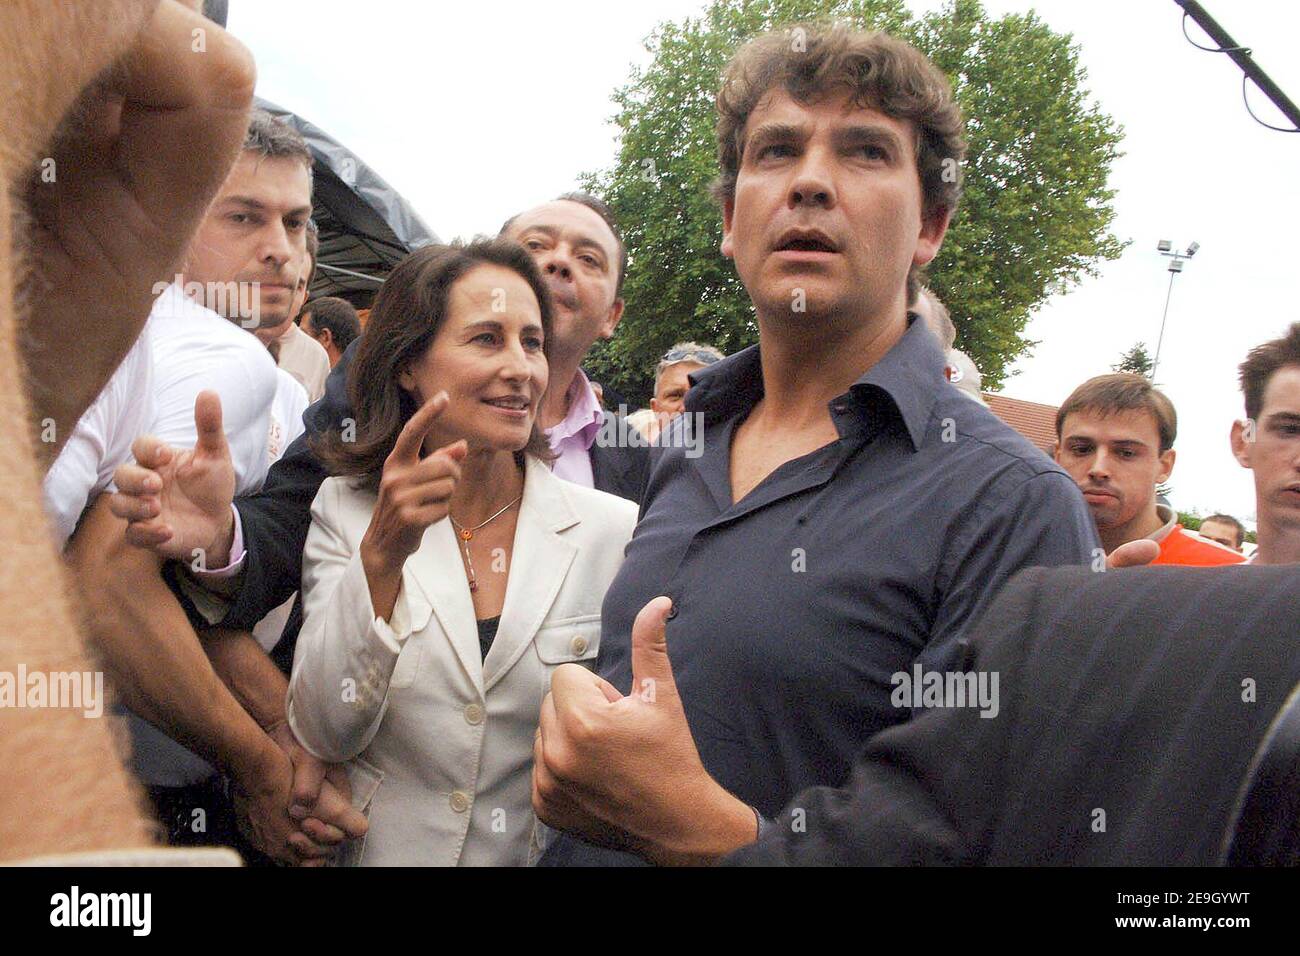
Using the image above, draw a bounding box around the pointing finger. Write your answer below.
[390,392,449,464]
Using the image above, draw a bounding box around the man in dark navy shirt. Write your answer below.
[532,25,1099,866]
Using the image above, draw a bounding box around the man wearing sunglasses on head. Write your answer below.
[628,344,726,443]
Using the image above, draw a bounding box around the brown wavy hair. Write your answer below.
[313,239,555,491]
[711,24,966,304]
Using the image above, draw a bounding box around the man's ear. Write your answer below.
[1156,447,1176,484]
[720,195,736,260]
[1051,439,1062,463]
[1230,420,1253,468]
[913,204,953,269]
[398,366,416,393]
[599,297,625,341]
[318,327,333,350]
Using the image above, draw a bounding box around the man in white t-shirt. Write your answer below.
[64,109,363,865]
[147,282,278,495]
[42,328,157,548]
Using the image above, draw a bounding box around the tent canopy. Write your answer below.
[255,97,439,307]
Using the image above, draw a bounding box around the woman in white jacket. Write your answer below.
[287,240,637,866]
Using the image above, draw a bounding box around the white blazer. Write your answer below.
[287,455,638,866]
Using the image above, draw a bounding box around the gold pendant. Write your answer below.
[460,529,473,541]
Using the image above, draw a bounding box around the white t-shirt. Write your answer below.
[42,327,156,547]
[146,283,277,496]
[268,367,308,464]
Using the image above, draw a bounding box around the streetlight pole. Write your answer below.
[1152,239,1198,381]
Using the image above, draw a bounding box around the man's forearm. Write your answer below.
[0,178,154,861]
[202,628,290,729]
[66,497,280,784]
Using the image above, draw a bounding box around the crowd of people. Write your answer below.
[2,2,1298,868]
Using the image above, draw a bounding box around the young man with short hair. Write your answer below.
[1198,514,1245,552]
[1231,322,1300,565]
[68,108,363,864]
[1054,373,1244,566]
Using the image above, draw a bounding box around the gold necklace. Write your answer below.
[449,495,521,592]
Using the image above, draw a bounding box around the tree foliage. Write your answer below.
[581,0,1125,406]
[1113,342,1154,378]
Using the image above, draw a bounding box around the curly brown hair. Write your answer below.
[712,24,966,303]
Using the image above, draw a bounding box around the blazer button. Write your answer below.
[464,702,484,725]
[449,790,470,813]
[570,635,589,656]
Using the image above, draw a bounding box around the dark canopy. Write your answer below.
[254,97,439,307]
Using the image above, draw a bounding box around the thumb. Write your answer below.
[290,757,329,817]
[193,390,230,458]
[1106,539,1160,569]
[630,596,679,706]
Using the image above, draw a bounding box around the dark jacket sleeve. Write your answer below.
[727,564,1300,866]
[219,341,357,631]
[589,411,650,506]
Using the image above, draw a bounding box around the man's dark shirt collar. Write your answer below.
[685,314,944,451]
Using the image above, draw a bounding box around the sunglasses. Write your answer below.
[662,349,721,365]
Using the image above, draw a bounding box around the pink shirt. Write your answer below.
[546,369,604,488]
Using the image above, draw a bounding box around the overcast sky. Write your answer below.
[229,0,1299,523]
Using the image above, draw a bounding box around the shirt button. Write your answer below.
[570,635,589,656]
[832,403,848,414]
[449,790,470,813]
[464,702,484,725]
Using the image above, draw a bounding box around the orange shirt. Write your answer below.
[1153,524,1248,567]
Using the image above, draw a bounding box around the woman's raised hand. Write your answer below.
[360,392,468,572]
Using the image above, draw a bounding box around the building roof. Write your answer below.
[982,394,1059,454]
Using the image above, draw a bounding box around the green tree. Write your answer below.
[581,0,1125,406]
[1113,342,1154,378]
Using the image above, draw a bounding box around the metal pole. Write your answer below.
[313,262,385,284]
[1175,0,1300,130]
[1152,269,1178,381]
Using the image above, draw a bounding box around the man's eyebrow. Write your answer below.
[218,197,313,220]
[220,196,267,211]
[1265,411,1300,425]
[836,124,905,152]
[745,122,804,152]
[515,223,609,263]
